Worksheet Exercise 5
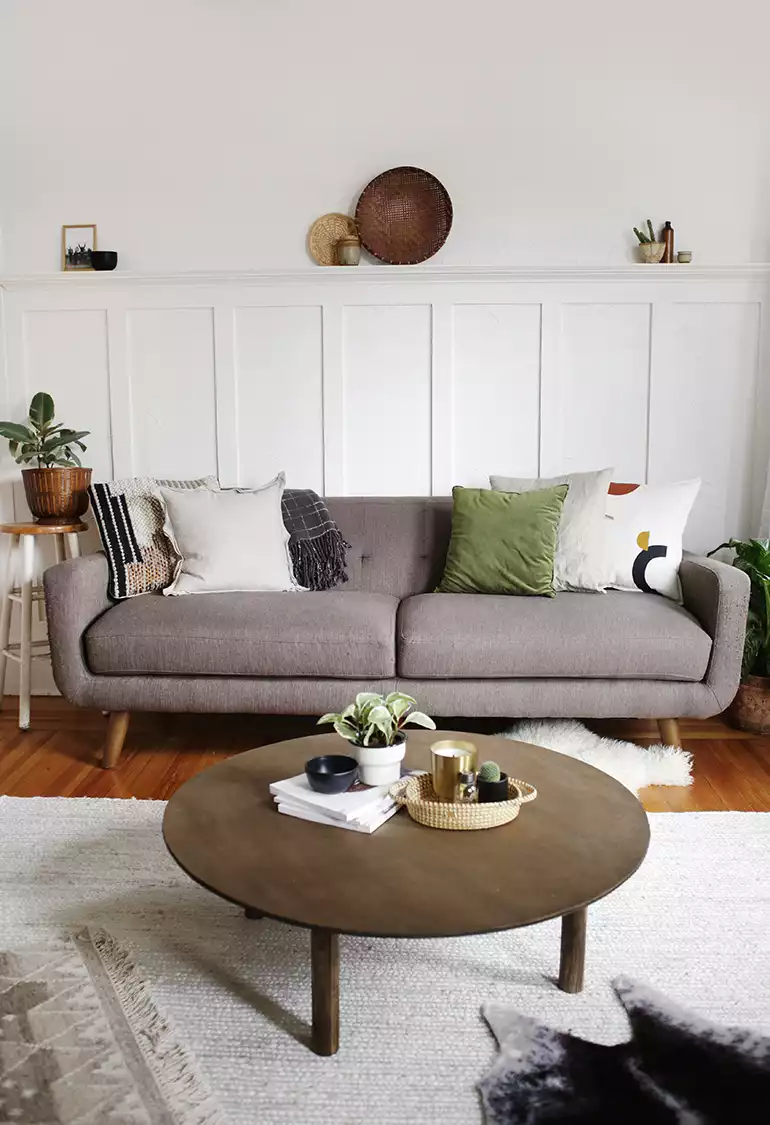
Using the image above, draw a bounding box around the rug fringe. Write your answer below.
[86,927,225,1125]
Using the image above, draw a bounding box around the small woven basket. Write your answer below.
[390,774,537,831]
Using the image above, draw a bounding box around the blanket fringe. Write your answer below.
[85,927,226,1125]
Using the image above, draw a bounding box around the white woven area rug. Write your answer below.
[1,797,768,1125]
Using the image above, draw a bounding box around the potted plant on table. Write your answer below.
[633,219,665,263]
[318,692,436,785]
[0,393,91,523]
[708,537,770,732]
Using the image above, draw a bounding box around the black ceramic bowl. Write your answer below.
[90,250,118,271]
[305,754,358,794]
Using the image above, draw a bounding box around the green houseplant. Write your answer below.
[318,692,436,785]
[0,393,91,522]
[708,537,770,731]
[633,219,665,263]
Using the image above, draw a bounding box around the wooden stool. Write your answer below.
[0,521,87,730]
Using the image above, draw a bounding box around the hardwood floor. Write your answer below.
[0,697,768,811]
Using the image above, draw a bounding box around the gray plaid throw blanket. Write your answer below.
[282,489,349,590]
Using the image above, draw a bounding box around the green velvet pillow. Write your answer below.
[436,484,569,596]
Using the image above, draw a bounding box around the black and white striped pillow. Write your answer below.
[89,476,219,599]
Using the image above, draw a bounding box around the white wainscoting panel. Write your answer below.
[126,307,218,480]
[1,268,768,693]
[555,303,651,482]
[22,309,113,483]
[234,305,324,491]
[452,304,541,486]
[649,302,761,553]
[342,304,432,495]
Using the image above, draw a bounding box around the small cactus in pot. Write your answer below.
[477,760,509,803]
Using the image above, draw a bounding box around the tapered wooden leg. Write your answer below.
[657,718,681,748]
[559,907,587,993]
[244,907,264,919]
[311,929,339,1055]
[102,711,131,769]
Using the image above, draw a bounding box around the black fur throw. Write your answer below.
[480,977,770,1124]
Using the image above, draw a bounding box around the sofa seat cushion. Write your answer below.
[397,591,712,680]
[86,591,398,678]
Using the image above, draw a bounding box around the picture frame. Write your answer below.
[61,224,97,271]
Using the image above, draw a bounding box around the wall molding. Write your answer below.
[2,264,770,290]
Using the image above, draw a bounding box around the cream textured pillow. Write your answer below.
[489,468,614,592]
[604,479,701,602]
[160,473,302,595]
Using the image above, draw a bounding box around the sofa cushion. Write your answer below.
[86,591,398,678]
[397,591,712,680]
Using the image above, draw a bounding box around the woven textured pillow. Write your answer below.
[89,476,220,599]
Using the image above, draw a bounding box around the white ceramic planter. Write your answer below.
[354,738,406,786]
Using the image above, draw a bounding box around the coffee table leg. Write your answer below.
[311,928,339,1056]
[558,907,587,993]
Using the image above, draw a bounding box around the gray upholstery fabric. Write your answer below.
[85,591,397,678]
[397,591,712,680]
[679,552,750,710]
[42,498,750,721]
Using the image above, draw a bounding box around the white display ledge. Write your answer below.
[1,264,770,289]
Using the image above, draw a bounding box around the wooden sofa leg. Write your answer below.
[657,718,681,748]
[103,711,131,769]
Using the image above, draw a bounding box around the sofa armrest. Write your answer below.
[43,553,113,705]
[679,552,750,711]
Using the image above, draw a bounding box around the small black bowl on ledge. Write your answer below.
[305,754,358,795]
[90,250,118,271]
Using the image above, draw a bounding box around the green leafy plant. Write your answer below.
[478,761,502,783]
[318,692,436,748]
[708,538,770,678]
[0,393,89,469]
[633,219,658,244]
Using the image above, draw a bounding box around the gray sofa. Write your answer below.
[43,497,750,768]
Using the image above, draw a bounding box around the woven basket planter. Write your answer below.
[391,773,537,831]
[22,467,91,523]
[729,676,770,733]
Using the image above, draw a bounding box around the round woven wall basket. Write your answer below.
[355,166,453,264]
[307,213,358,266]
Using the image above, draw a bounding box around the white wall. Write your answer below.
[2,0,770,273]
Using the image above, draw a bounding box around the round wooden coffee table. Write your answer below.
[163,730,649,1055]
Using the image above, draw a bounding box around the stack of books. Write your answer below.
[269,773,399,834]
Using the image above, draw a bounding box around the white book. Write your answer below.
[273,792,394,822]
[277,800,399,834]
[269,773,393,823]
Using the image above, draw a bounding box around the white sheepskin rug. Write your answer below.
[500,719,693,795]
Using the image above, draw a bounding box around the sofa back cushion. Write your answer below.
[325,497,453,599]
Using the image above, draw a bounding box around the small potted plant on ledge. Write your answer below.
[318,692,436,785]
[0,393,91,523]
[708,537,770,731]
[633,219,665,263]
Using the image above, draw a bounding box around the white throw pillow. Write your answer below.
[604,479,701,602]
[160,473,302,595]
[489,468,614,592]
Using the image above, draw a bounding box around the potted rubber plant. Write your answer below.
[708,537,770,731]
[318,692,436,785]
[0,392,91,522]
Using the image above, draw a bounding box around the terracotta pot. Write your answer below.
[21,467,92,524]
[728,675,770,733]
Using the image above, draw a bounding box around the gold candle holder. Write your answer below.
[430,740,478,801]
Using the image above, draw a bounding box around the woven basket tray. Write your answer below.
[390,774,537,831]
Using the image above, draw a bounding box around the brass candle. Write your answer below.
[430,740,478,801]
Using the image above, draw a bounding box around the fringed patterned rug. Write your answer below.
[0,928,223,1125]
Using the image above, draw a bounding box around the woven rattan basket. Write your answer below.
[391,774,537,831]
